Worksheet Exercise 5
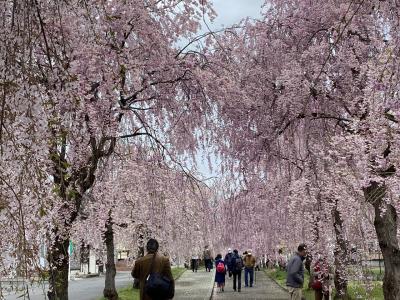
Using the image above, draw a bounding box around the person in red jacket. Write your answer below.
[215,254,226,292]
[311,257,330,300]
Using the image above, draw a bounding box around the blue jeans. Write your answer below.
[244,267,254,286]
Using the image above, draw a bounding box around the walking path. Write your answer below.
[4,269,288,300]
[174,269,215,300]
[174,269,288,300]
[212,270,288,300]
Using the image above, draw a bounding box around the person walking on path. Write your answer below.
[229,249,244,292]
[203,246,212,272]
[278,248,287,270]
[131,238,174,300]
[244,250,256,287]
[214,254,226,292]
[224,248,233,278]
[191,254,199,272]
[286,243,307,300]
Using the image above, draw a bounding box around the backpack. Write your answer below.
[216,261,225,273]
[225,253,233,265]
[145,254,174,300]
[234,257,244,271]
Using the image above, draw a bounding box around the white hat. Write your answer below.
[228,248,232,253]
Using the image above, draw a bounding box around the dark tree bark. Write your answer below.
[332,205,349,300]
[46,133,116,299]
[365,182,400,300]
[47,237,69,300]
[103,216,118,300]
[46,193,81,300]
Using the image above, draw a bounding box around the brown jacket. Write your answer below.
[244,254,256,268]
[132,253,174,300]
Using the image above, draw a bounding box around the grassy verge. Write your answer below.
[99,268,186,300]
[171,267,187,280]
[265,268,383,300]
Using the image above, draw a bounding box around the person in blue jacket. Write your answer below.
[286,243,307,300]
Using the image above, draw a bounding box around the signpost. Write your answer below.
[68,241,74,281]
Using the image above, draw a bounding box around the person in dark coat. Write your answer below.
[229,249,243,292]
[203,246,212,272]
[132,239,174,300]
[224,248,233,277]
[214,254,226,292]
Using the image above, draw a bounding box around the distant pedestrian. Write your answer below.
[191,254,199,272]
[266,255,271,269]
[243,250,256,287]
[286,243,307,300]
[255,257,261,271]
[203,246,212,272]
[215,254,226,292]
[224,248,234,277]
[131,238,174,300]
[278,248,287,270]
[229,249,244,292]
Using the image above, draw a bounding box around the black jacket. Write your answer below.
[229,253,243,272]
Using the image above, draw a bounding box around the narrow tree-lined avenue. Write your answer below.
[1,0,400,299]
[4,269,287,300]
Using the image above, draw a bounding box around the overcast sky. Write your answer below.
[209,0,264,28]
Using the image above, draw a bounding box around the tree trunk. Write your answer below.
[103,217,118,300]
[47,236,69,300]
[332,206,349,300]
[365,183,400,300]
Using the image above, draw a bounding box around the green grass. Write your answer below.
[364,267,384,281]
[265,269,313,299]
[265,268,384,300]
[99,268,186,300]
[109,286,140,300]
[347,281,383,300]
[265,268,286,286]
[171,267,187,280]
